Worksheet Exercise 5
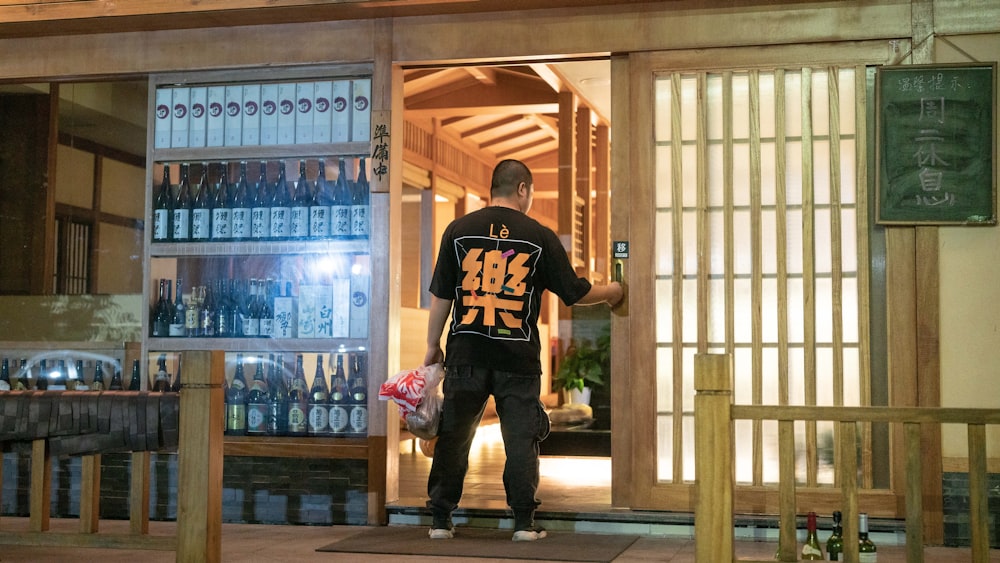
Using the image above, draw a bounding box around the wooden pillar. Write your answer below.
[575,106,593,275]
[29,438,51,532]
[176,350,224,563]
[557,90,577,262]
[130,451,150,535]
[79,454,101,533]
[693,353,733,563]
[593,123,610,281]
[369,16,402,523]
[839,420,859,563]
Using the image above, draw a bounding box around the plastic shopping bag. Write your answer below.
[378,363,444,439]
[404,364,443,439]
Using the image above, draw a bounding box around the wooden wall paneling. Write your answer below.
[916,225,944,542]
[558,90,577,265]
[43,84,58,294]
[886,226,918,517]
[370,17,401,521]
[389,3,912,66]
[593,124,610,280]
[575,106,593,275]
[609,52,632,507]
[0,20,375,82]
[668,71,685,488]
[748,70,765,486]
[0,91,52,295]
[800,66,819,488]
[853,64,873,490]
[621,51,662,508]
[828,66,845,411]
[775,68,790,410]
[695,72,709,354]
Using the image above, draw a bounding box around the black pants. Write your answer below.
[426,365,549,524]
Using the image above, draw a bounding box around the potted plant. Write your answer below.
[554,327,610,405]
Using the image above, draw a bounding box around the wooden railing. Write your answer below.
[694,353,999,563]
[0,350,222,561]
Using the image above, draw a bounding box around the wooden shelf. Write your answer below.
[148,337,368,353]
[149,238,368,257]
[151,142,371,164]
[223,435,368,459]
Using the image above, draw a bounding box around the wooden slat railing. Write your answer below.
[695,353,999,563]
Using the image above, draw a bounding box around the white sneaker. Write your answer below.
[512,527,547,541]
[429,527,454,539]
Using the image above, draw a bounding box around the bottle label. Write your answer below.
[802,544,822,557]
[266,403,286,434]
[172,209,191,239]
[351,205,369,238]
[168,322,186,337]
[288,405,307,433]
[192,209,211,240]
[242,317,260,337]
[246,404,268,433]
[270,207,290,238]
[349,405,368,434]
[259,318,274,338]
[251,207,270,239]
[211,208,232,238]
[858,553,876,563]
[153,209,170,240]
[309,206,330,238]
[308,404,329,434]
[185,308,200,333]
[231,208,251,239]
[329,405,349,434]
[290,207,309,238]
[227,404,246,430]
[331,205,351,237]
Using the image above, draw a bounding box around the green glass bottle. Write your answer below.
[225,353,248,436]
[826,510,843,561]
[858,513,877,562]
[801,511,823,560]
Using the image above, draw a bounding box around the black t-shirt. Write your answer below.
[429,206,592,374]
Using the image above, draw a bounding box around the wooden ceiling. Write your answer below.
[404,62,609,196]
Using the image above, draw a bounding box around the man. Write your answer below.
[422,159,624,541]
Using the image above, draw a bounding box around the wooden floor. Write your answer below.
[394,422,614,513]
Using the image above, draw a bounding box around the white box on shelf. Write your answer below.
[277,83,296,145]
[241,83,261,146]
[295,82,314,144]
[188,87,207,148]
[313,80,333,144]
[170,87,190,148]
[351,78,371,142]
[154,88,172,149]
[273,291,298,339]
[298,284,333,339]
[349,272,369,339]
[224,85,243,147]
[331,277,351,339]
[260,83,279,145]
[331,80,351,143]
[206,85,226,147]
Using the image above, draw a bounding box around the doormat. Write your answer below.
[317,526,639,562]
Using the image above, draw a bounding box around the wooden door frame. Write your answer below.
[610,41,941,522]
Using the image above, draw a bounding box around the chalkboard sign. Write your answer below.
[876,63,996,225]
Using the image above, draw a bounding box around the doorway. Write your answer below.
[393,58,616,514]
